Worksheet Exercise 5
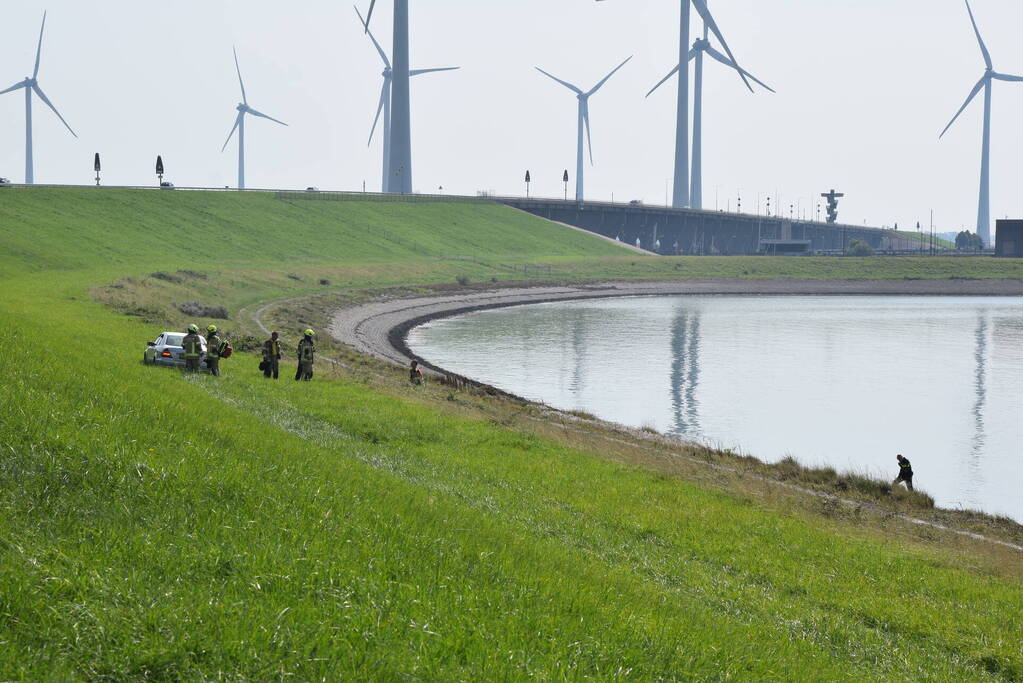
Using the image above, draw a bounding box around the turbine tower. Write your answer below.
[647,2,773,209]
[355,6,458,192]
[940,0,1023,246]
[221,47,288,190]
[597,0,751,208]
[0,11,77,184]
[364,0,413,193]
[536,57,632,202]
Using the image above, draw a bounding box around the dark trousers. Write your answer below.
[263,357,279,379]
[295,362,313,381]
[184,358,200,373]
[207,358,220,377]
[895,474,914,491]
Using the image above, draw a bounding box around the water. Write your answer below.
[408,295,1023,521]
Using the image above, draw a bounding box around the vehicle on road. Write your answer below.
[0,178,11,187]
[144,331,206,368]
[160,181,175,190]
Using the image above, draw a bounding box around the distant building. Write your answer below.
[995,220,1023,257]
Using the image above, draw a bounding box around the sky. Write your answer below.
[2,0,1023,233]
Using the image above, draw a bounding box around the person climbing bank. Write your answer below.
[893,454,914,491]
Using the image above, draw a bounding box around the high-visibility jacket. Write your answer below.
[899,459,913,475]
[207,333,225,359]
[262,339,281,360]
[297,338,316,363]
[182,332,203,359]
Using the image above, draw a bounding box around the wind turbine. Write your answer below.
[221,47,287,190]
[355,6,458,192]
[940,0,1023,246]
[596,0,751,208]
[0,11,77,184]
[647,2,773,210]
[363,0,413,193]
[536,56,632,202]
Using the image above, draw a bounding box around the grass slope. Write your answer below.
[1,188,1022,679]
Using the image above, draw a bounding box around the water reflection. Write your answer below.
[964,313,988,505]
[668,306,702,437]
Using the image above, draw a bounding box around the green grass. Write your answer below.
[2,187,1023,679]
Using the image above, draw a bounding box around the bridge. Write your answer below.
[501,197,891,256]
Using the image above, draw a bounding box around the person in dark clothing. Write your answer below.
[262,331,282,379]
[409,359,424,385]
[893,454,914,491]
[295,329,316,381]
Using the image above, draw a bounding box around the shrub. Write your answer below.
[845,239,875,257]
[287,273,303,282]
[150,271,183,284]
[318,278,331,286]
[455,275,470,286]
[176,301,229,319]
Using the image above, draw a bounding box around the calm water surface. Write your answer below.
[408,296,1023,520]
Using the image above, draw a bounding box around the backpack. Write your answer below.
[220,343,233,358]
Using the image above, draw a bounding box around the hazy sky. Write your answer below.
[2,0,1023,232]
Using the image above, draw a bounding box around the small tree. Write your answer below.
[845,239,875,256]
[956,230,984,252]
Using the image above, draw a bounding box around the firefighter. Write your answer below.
[409,359,424,385]
[262,331,282,379]
[206,325,226,377]
[893,454,914,491]
[295,329,316,381]
[182,324,203,373]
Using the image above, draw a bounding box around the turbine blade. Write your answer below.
[992,72,1023,82]
[646,64,680,98]
[965,0,993,70]
[940,75,988,138]
[586,55,632,96]
[0,81,27,96]
[247,107,288,126]
[409,67,460,76]
[222,112,243,152]
[691,0,753,93]
[31,83,76,137]
[365,0,376,31]
[33,11,46,79]
[368,80,387,146]
[355,5,390,68]
[233,47,248,104]
[703,45,775,93]
[583,100,594,165]
[535,67,583,95]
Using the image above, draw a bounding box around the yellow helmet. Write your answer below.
[304,329,315,337]
[188,324,198,333]
[206,325,217,333]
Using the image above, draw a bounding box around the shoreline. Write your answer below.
[328,277,1023,370]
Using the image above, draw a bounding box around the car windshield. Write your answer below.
[163,333,185,347]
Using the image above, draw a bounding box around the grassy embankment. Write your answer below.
[2,187,1023,679]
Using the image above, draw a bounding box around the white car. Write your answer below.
[0,178,11,187]
[144,331,207,368]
